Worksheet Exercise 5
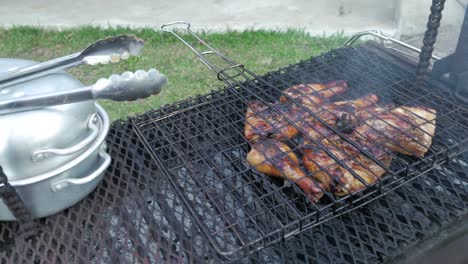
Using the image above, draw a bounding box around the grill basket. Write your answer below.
[127,24,468,259]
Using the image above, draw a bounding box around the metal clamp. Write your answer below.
[32,114,100,162]
[160,21,247,84]
[51,144,111,192]
[344,30,440,60]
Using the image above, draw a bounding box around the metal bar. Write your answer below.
[344,30,441,60]
[416,0,446,86]
[160,21,247,84]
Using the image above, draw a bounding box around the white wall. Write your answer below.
[396,0,466,37]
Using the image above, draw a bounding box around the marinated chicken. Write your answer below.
[244,101,301,142]
[301,135,392,196]
[244,82,377,142]
[279,80,348,106]
[354,106,436,157]
[299,93,380,134]
[244,80,437,202]
[246,139,324,202]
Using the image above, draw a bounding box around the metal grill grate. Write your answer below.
[0,116,467,263]
[1,43,467,263]
[132,43,468,259]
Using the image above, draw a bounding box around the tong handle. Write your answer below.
[0,69,167,115]
[0,35,144,89]
[93,69,167,101]
[0,54,82,89]
[160,21,246,84]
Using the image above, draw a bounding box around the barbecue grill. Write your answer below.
[1,1,468,263]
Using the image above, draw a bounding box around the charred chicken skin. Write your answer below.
[244,81,377,142]
[246,139,324,202]
[244,82,349,142]
[299,93,380,134]
[354,106,436,157]
[244,80,437,202]
[302,135,392,196]
[244,101,302,142]
[279,80,348,106]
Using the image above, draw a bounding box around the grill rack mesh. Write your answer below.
[132,44,468,258]
[0,44,467,263]
[0,117,467,263]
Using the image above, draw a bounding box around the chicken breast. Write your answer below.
[354,106,436,157]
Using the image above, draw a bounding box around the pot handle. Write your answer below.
[32,114,100,162]
[51,146,111,192]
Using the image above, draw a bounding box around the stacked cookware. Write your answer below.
[0,35,167,220]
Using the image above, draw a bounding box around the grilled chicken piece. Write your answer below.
[244,93,379,142]
[279,80,348,106]
[357,104,395,121]
[311,93,379,132]
[354,106,436,157]
[244,85,346,142]
[246,139,324,202]
[244,101,301,142]
[302,136,392,196]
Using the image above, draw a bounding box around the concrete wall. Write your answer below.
[0,0,466,38]
[396,0,466,37]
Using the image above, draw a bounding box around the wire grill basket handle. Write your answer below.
[344,30,440,61]
[160,21,247,84]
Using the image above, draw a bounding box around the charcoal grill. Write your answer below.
[2,1,468,263]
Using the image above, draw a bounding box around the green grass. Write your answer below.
[0,26,347,120]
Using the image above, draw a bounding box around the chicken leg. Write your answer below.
[246,139,324,202]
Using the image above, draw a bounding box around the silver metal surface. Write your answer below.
[0,104,110,220]
[0,58,98,181]
[0,35,144,89]
[0,68,166,115]
[5,103,110,187]
[32,114,99,162]
[344,30,441,60]
[51,146,111,192]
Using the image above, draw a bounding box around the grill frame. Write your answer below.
[131,40,468,259]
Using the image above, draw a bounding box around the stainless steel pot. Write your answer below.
[0,104,110,220]
[0,59,100,180]
[0,35,166,220]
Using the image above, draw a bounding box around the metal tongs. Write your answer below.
[0,34,145,89]
[0,69,167,115]
[0,34,167,114]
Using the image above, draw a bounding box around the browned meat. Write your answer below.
[354,106,436,157]
[246,139,324,202]
[245,93,380,142]
[244,101,301,142]
[302,136,392,196]
[309,93,379,132]
[279,80,348,106]
[244,80,437,200]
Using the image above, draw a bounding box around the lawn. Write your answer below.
[0,27,347,121]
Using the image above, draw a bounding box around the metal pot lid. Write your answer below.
[0,58,99,181]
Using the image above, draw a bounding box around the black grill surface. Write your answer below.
[132,44,468,259]
[0,120,466,263]
[0,44,467,263]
